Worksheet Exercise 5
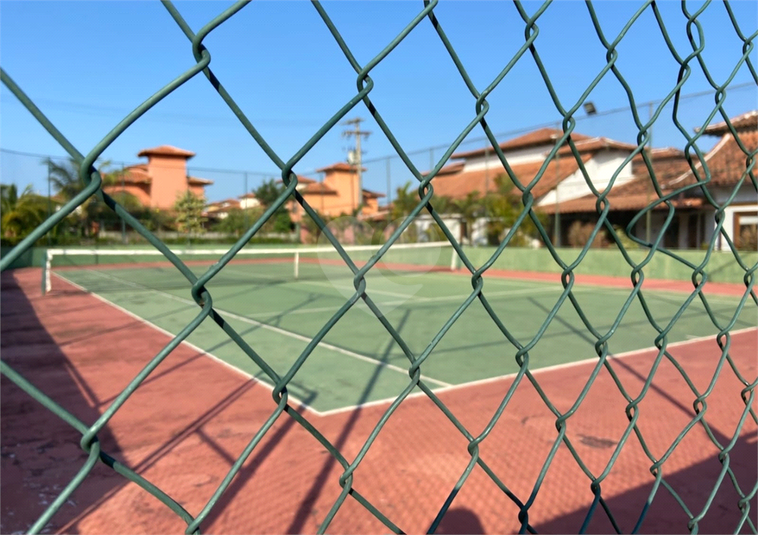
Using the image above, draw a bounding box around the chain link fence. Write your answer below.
[1,1,756,533]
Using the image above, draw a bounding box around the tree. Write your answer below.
[254,178,292,234]
[1,184,50,244]
[44,157,118,238]
[174,191,206,235]
[567,220,608,248]
[215,207,264,237]
[483,174,545,247]
[391,182,419,220]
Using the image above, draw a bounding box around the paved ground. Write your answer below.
[2,268,756,534]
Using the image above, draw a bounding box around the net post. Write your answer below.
[43,249,53,294]
[294,251,300,280]
[449,248,458,271]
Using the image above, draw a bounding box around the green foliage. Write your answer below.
[214,207,265,237]
[254,178,283,206]
[1,184,50,245]
[44,157,119,239]
[567,220,608,248]
[611,225,640,250]
[254,178,293,234]
[174,191,206,235]
[482,174,545,247]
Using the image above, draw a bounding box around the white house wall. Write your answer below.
[462,145,547,172]
[703,184,757,251]
[537,150,635,207]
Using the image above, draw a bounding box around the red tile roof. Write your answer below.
[137,145,196,159]
[701,110,758,136]
[119,165,152,184]
[555,137,639,156]
[430,154,593,200]
[362,189,385,199]
[537,127,755,215]
[671,129,758,188]
[276,175,317,185]
[300,182,338,195]
[206,198,241,209]
[187,176,214,185]
[452,128,592,159]
[316,162,366,173]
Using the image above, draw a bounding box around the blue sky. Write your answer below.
[1,1,756,203]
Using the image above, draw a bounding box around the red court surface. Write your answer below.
[2,268,756,534]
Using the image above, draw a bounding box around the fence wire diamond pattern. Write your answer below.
[1,1,756,534]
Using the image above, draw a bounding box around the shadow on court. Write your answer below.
[1,271,122,534]
[534,431,757,533]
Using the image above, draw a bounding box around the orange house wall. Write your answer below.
[103,184,151,206]
[189,184,206,199]
[363,197,379,214]
[148,155,190,210]
[323,171,360,215]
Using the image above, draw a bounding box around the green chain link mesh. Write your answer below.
[1,1,756,533]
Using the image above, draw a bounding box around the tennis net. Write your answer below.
[43,241,457,294]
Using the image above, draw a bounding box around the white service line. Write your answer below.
[316,326,758,417]
[66,269,452,388]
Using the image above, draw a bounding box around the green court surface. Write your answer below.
[54,257,754,413]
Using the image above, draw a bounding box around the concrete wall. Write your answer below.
[458,246,756,284]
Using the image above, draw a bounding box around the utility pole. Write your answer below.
[342,117,371,214]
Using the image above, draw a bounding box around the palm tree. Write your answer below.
[390,182,419,221]
[1,184,50,243]
[44,158,117,238]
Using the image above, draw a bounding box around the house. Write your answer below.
[424,127,639,244]
[238,192,260,210]
[105,145,213,210]
[543,110,757,251]
[204,198,241,220]
[290,163,385,222]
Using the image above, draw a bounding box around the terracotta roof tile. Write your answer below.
[206,198,241,209]
[430,154,593,201]
[680,129,758,188]
[187,176,214,185]
[701,110,758,136]
[276,175,317,185]
[316,162,366,173]
[137,145,196,159]
[538,136,746,214]
[452,128,592,159]
[362,189,385,199]
[301,182,337,195]
[555,137,639,156]
[119,166,152,184]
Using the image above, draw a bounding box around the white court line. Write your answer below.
[63,269,452,389]
[52,272,327,417]
[316,326,758,417]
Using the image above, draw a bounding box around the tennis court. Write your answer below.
[47,245,756,414]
